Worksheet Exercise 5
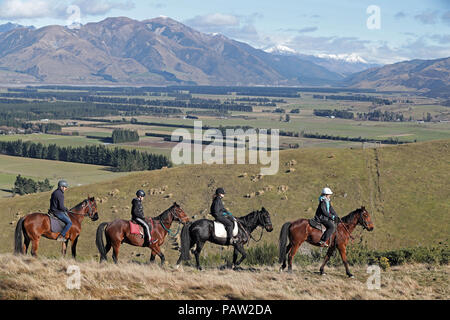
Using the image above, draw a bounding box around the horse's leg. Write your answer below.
[30,236,40,257]
[233,244,247,267]
[71,236,79,259]
[150,246,165,266]
[337,244,354,278]
[112,241,120,264]
[149,251,156,263]
[61,240,67,257]
[319,245,336,275]
[287,242,302,273]
[193,240,205,270]
[281,243,292,270]
[23,237,30,255]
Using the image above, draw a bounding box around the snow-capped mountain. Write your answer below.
[264,45,380,75]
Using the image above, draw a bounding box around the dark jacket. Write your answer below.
[315,196,338,221]
[131,198,145,220]
[50,188,68,213]
[210,196,226,219]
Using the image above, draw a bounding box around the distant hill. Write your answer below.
[0,17,342,86]
[0,140,448,260]
[343,57,450,98]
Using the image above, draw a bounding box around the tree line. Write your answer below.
[0,140,171,172]
[13,175,53,195]
[313,94,392,105]
[112,129,139,143]
[313,109,354,119]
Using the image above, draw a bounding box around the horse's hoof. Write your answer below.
[348,274,355,278]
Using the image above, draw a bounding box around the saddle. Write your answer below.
[213,220,239,238]
[46,211,67,233]
[129,218,154,237]
[309,216,326,232]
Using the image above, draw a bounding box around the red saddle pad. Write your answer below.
[129,221,142,235]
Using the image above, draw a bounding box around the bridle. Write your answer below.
[69,199,96,218]
[159,205,186,237]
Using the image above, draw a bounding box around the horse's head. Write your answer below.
[259,207,273,232]
[82,196,99,221]
[357,206,374,231]
[170,202,190,225]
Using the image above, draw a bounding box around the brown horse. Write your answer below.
[14,197,99,258]
[96,202,189,265]
[279,206,374,277]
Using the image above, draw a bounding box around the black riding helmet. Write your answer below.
[136,189,146,197]
[215,187,225,195]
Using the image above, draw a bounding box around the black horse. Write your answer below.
[176,207,273,270]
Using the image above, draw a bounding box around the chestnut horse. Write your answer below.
[95,202,189,265]
[14,197,99,258]
[279,206,374,277]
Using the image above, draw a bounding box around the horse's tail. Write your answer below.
[179,222,192,261]
[278,222,291,263]
[96,222,108,262]
[14,217,25,255]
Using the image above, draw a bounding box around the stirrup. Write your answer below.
[319,241,329,248]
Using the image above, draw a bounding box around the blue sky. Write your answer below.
[0,0,449,64]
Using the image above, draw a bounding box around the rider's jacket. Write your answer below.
[315,196,337,221]
[210,196,226,219]
[131,198,145,220]
[49,188,68,213]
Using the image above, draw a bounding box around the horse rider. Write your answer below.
[131,189,155,246]
[50,180,72,242]
[315,187,339,247]
[210,187,235,245]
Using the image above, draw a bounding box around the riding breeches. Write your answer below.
[134,217,152,240]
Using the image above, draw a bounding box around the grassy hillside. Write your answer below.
[0,254,447,299]
[0,139,448,263]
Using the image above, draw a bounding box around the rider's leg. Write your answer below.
[319,219,335,245]
[135,217,152,245]
[54,211,72,240]
[215,216,234,244]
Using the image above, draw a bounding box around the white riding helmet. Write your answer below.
[321,187,333,195]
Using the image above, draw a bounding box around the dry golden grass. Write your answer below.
[0,254,447,300]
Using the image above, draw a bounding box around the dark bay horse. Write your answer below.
[96,202,189,265]
[177,207,273,270]
[14,197,99,258]
[279,206,374,277]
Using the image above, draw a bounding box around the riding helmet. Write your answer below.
[321,187,333,195]
[58,180,69,188]
[215,187,226,195]
[136,189,146,197]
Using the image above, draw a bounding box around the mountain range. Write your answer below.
[0,17,448,97]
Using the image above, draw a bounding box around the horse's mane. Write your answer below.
[69,197,95,213]
[237,209,260,227]
[152,204,176,221]
[341,208,362,224]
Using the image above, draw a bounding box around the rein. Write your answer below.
[159,209,181,237]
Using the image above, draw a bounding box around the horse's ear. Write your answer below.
[361,206,366,210]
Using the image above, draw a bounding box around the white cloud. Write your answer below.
[73,0,134,16]
[0,0,134,20]
[0,0,54,19]
[184,13,240,29]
